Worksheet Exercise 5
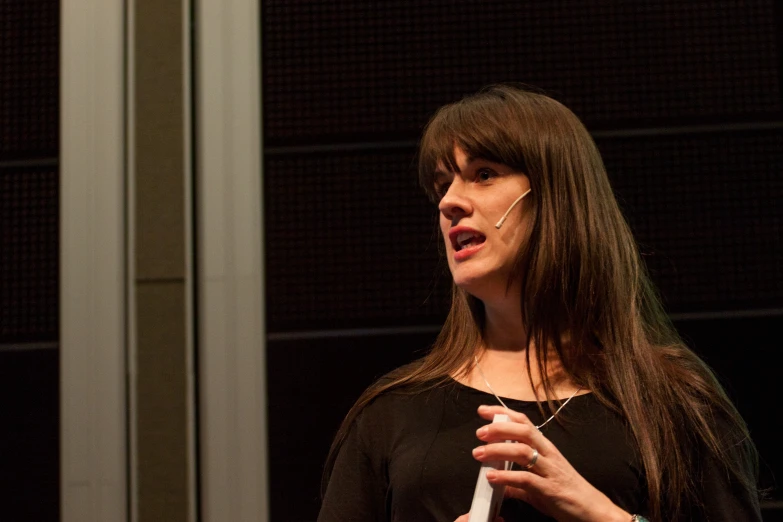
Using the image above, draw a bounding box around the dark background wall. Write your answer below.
[1,1,781,521]
[0,0,60,520]
[262,2,783,521]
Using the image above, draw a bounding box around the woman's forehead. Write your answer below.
[433,147,474,173]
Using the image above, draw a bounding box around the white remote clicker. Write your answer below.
[467,413,510,522]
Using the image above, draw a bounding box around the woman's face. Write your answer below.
[435,147,532,300]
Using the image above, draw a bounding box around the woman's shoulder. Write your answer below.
[347,363,449,450]
[359,361,448,419]
[374,359,427,386]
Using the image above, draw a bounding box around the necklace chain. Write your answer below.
[473,355,581,430]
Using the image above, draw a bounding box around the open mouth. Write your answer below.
[452,231,486,251]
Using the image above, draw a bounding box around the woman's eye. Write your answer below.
[476,168,497,182]
[435,182,450,199]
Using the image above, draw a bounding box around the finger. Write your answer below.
[504,485,531,502]
[454,514,502,522]
[477,405,537,426]
[473,442,544,474]
[486,468,547,493]
[476,418,539,445]
[476,418,559,461]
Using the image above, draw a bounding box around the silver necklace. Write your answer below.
[473,355,581,430]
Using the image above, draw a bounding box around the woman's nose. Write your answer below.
[438,180,472,221]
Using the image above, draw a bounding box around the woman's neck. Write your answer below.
[466,347,582,402]
[457,294,583,402]
[481,289,527,352]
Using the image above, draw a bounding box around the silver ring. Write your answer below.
[524,448,539,470]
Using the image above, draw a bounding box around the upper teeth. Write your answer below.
[457,232,479,245]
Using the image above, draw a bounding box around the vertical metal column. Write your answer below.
[60,0,128,520]
[195,0,268,520]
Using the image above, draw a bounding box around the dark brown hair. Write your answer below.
[323,84,758,520]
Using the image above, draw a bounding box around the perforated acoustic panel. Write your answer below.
[265,150,450,331]
[0,167,58,343]
[262,1,780,144]
[266,331,440,521]
[266,131,783,331]
[0,0,59,160]
[599,130,783,313]
[0,349,59,519]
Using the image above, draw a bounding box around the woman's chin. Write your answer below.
[452,270,508,301]
[451,270,485,290]
[452,272,502,298]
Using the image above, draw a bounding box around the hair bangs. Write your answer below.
[418,91,530,202]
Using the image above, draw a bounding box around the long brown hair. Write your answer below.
[322,84,758,520]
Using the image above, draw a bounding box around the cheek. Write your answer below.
[439,217,451,248]
[503,221,532,257]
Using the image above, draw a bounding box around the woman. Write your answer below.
[317,85,761,521]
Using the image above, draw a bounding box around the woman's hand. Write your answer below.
[453,516,503,522]
[472,405,631,522]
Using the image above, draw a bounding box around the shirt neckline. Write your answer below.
[446,375,593,406]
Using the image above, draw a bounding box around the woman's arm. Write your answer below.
[318,413,389,522]
[694,440,762,522]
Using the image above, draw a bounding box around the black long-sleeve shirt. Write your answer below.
[319,379,761,522]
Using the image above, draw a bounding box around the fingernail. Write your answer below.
[486,470,497,480]
[476,426,488,437]
[478,405,490,412]
[472,446,485,458]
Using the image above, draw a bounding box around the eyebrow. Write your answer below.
[433,155,479,178]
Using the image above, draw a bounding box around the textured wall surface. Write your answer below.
[0,0,60,519]
[261,2,783,520]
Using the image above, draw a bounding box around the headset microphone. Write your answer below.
[495,188,531,229]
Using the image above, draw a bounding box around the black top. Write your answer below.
[319,379,761,522]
